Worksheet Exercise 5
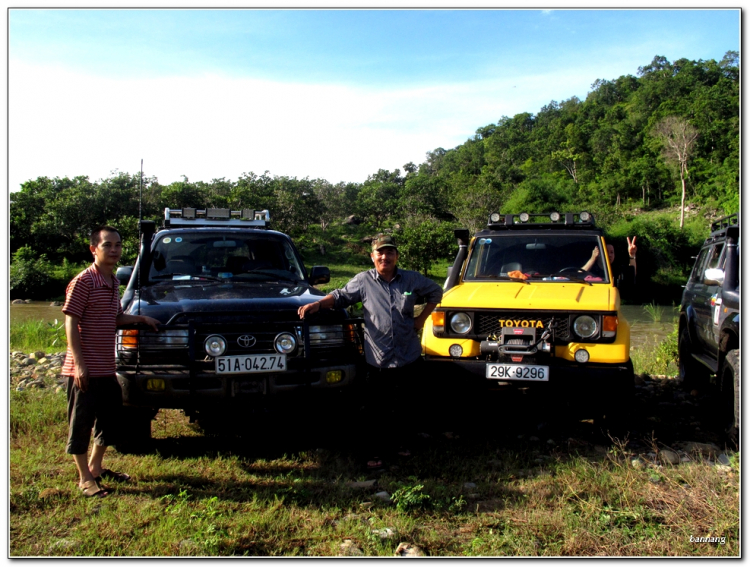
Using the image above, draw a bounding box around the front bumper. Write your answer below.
[423,355,633,395]
[118,362,358,409]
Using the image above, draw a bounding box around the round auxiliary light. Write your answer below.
[274,332,297,354]
[550,211,561,222]
[519,212,530,223]
[574,349,590,363]
[449,344,464,357]
[573,315,598,339]
[204,335,227,357]
[450,312,472,335]
[489,212,501,223]
[579,211,591,222]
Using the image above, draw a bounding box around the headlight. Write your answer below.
[519,212,530,222]
[573,315,598,339]
[204,335,227,356]
[309,325,344,345]
[450,312,472,334]
[274,332,297,354]
[489,212,501,223]
[118,329,188,350]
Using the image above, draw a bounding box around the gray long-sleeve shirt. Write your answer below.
[330,267,443,368]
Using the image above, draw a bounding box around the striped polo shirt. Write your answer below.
[61,264,123,377]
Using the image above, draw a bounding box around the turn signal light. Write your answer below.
[602,315,618,338]
[432,311,445,333]
[120,330,138,349]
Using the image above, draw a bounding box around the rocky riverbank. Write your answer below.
[10,351,66,393]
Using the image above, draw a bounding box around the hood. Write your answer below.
[124,280,326,321]
[441,281,618,311]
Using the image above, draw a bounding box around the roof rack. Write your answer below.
[710,212,738,233]
[486,211,595,230]
[164,208,270,228]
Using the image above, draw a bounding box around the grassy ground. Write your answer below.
[10,376,739,557]
[10,249,736,556]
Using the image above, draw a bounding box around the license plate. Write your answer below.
[486,363,549,381]
[216,354,286,374]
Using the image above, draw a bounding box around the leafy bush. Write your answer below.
[9,247,56,300]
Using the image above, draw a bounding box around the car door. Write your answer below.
[694,242,725,351]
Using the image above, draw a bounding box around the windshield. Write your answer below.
[463,234,610,283]
[148,231,305,283]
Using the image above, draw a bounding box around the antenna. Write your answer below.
[139,159,143,223]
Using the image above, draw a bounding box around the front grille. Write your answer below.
[118,318,364,367]
[475,312,570,341]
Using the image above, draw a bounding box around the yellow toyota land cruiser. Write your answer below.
[422,212,634,419]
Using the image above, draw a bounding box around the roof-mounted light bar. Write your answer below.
[164,208,271,228]
[486,211,595,229]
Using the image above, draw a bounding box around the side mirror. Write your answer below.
[309,266,330,285]
[116,266,133,286]
[703,268,724,286]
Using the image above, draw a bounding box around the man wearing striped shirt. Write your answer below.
[62,226,159,498]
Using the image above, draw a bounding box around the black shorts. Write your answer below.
[65,375,123,455]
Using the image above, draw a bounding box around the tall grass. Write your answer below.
[10,319,67,353]
[642,302,666,323]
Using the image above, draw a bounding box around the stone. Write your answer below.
[11,299,26,304]
[373,528,396,539]
[631,458,643,469]
[659,450,681,465]
[682,442,720,458]
[394,543,424,557]
[463,482,477,489]
[50,301,63,306]
[718,453,732,466]
[34,351,46,359]
[374,491,391,502]
[339,539,364,556]
[346,480,376,489]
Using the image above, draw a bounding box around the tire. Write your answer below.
[114,407,156,454]
[598,360,635,434]
[678,326,710,390]
[722,349,740,441]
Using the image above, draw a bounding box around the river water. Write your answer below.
[10,301,678,351]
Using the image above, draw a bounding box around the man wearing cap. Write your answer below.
[298,233,443,465]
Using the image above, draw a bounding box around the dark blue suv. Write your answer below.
[678,212,739,439]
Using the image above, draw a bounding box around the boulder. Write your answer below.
[394,543,424,557]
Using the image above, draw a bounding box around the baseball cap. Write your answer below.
[371,234,397,251]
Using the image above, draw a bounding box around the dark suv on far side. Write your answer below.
[678,212,739,438]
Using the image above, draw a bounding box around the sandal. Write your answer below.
[80,480,109,498]
[95,469,131,483]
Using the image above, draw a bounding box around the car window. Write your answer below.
[463,234,609,282]
[149,231,305,281]
[706,243,725,271]
[689,248,710,283]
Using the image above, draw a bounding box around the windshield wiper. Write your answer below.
[151,273,223,282]
[498,275,531,284]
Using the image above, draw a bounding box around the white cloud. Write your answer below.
[9,60,601,190]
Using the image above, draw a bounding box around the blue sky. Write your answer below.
[8,7,740,191]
